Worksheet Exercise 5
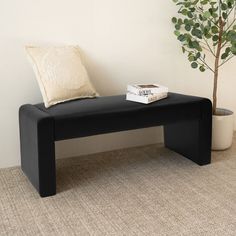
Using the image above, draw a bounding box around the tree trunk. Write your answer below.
[213,17,224,114]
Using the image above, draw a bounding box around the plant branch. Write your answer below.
[225,1,236,19]
[195,6,220,28]
[212,16,224,114]
[194,16,217,57]
[198,57,215,73]
[203,38,216,57]
[224,3,236,33]
[183,47,214,72]
[219,0,222,17]
[221,41,230,49]
[190,37,213,54]
[225,18,236,32]
[219,54,235,67]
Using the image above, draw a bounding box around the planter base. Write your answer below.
[212,108,234,150]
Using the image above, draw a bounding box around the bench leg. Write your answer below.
[19,105,56,197]
[164,118,212,165]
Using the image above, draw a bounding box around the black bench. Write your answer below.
[19,93,212,197]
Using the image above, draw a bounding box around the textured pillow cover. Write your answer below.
[25,46,98,108]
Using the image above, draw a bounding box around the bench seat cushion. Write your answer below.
[35,93,210,141]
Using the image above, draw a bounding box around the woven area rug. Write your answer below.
[0,136,236,235]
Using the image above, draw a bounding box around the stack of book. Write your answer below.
[126,84,168,104]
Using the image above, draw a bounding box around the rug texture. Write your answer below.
[0,136,236,235]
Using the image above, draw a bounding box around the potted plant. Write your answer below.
[172,0,235,150]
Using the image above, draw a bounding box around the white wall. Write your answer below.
[0,0,235,168]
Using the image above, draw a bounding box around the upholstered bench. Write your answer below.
[19,93,212,197]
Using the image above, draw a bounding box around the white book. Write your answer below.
[126,92,168,104]
[127,84,168,96]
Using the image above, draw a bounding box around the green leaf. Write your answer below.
[228,1,233,8]
[227,31,236,42]
[207,20,212,27]
[192,0,199,4]
[212,35,219,41]
[191,29,202,39]
[222,12,227,20]
[201,0,208,5]
[209,8,213,15]
[211,26,218,34]
[172,17,177,23]
[225,47,231,54]
[191,62,198,68]
[221,53,228,59]
[230,46,236,55]
[199,66,205,72]
[175,24,181,30]
[174,30,181,36]
[188,40,194,48]
[178,34,186,42]
[187,11,193,18]
[199,14,204,21]
[181,9,188,15]
[185,24,191,31]
[184,19,189,24]
[195,52,201,59]
[189,55,195,61]
[212,12,218,18]
[192,41,199,48]
[203,11,211,18]
[221,3,228,11]
[178,18,183,25]
[205,33,212,39]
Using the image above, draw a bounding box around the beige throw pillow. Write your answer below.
[26,46,98,108]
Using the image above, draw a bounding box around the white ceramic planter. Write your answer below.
[212,108,234,150]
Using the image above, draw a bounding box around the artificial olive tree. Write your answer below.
[172,0,236,114]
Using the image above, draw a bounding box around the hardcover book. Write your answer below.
[126,92,168,104]
[127,84,168,96]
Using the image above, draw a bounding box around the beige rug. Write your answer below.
[0,137,236,236]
